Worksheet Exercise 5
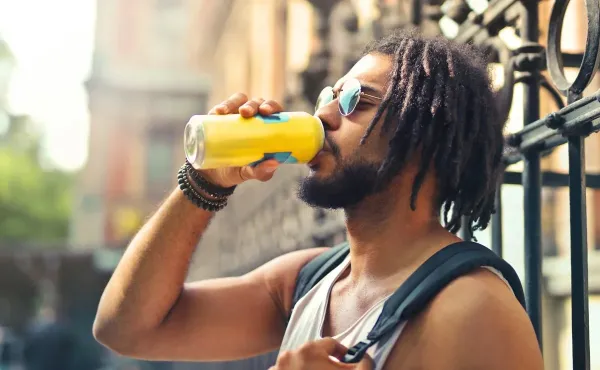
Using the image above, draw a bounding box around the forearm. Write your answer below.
[93,94,287,358]
[93,187,212,341]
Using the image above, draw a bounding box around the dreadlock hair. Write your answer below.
[361,29,505,237]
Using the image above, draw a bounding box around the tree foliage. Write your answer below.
[0,40,73,247]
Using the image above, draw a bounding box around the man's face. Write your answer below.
[298,53,394,209]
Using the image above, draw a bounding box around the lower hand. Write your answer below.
[200,93,285,188]
[270,338,374,370]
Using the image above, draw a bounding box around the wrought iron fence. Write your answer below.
[443,0,600,369]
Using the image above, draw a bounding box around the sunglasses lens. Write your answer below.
[339,79,361,116]
[315,87,334,112]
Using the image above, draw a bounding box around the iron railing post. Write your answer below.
[568,124,590,370]
[460,216,472,241]
[519,0,543,347]
[491,185,503,256]
[545,0,600,366]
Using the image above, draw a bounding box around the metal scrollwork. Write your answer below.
[547,0,600,99]
[514,74,566,110]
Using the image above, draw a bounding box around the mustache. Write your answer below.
[325,136,341,158]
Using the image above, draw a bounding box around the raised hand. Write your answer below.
[199,93,286,188]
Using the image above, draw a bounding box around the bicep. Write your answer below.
[446,271,543,370]
[126,247,328,362]
[383,269,543,370]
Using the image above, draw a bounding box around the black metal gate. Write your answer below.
[446,1,600,369]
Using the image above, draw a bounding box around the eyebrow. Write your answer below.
[334,81,384,98]
[360,84,384,98]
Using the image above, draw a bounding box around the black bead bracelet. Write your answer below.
[177,164,228,212]
[184,162,237,197]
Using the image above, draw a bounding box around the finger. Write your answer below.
[239,98,265,118]
[328,352,373,370]
[258,99,284,115]
[312,337,350,359]
[238,160,279,183]
[208,93,249,115]
[327,357,357,369]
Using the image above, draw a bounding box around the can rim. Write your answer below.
[184,116,205,169]
[313,114,326,151]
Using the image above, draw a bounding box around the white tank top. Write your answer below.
[279,255,512,369]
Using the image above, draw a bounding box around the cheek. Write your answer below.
[336,140,386,166]
[332,119,368,155]
[357,141,387,163]
[331,116,390,162]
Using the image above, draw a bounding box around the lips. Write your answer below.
[308,139,334,167]
[307,148,332,167]
[308,150,328,167]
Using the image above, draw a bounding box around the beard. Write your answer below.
[297,156,382,210]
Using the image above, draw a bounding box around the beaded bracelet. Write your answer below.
[185,162,237,197]
[177,164,228,212]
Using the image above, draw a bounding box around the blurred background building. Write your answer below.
[71,0,211,249]
[1,0,599,369]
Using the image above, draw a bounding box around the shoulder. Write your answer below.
[384,268,544,370]
[247,247,330,320]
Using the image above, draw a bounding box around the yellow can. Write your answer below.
[183,112,325,170]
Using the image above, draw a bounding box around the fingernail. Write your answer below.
[265,165,277,173]
[260,102,273,111]
[216,104,228,113]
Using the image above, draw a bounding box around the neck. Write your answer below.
[343,178,459,282]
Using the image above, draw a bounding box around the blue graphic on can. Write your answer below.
[250,152,298,167]
[248,114,299,166]
[284,155,298,164]
[256,113,290,124]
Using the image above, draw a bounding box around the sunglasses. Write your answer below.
[315,78,382,116]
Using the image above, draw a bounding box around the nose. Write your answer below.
[315,100,341,132]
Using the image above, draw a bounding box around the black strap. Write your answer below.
[290,242,350,315]
[288,241,526,365]
[341,241,526,363]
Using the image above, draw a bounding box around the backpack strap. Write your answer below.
[289,242,350,319]
[342,241,526,364]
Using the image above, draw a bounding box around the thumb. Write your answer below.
[329,354,374,370]
[239,160,280,182]
[328,345,374,370]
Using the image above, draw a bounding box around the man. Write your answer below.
[93,30,543,369]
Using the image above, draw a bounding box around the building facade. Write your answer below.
[71,0,212,249]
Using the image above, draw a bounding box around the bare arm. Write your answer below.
[383,269,543,370]
[93,94,327,361]
[94,188,326,361]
